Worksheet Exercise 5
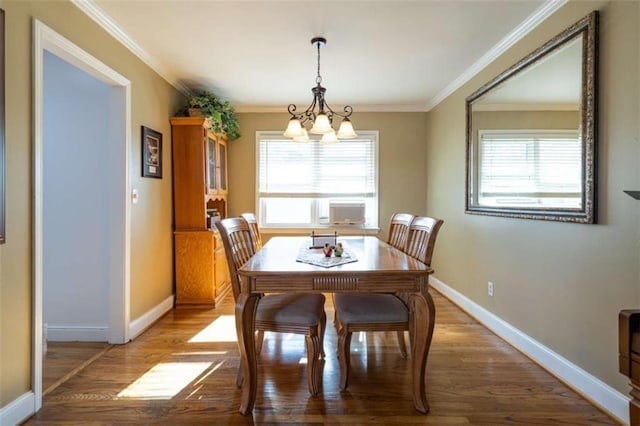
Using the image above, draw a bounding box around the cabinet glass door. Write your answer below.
[207,136,217,193]
[218,141,227,192]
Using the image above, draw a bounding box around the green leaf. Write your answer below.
[177,90,241,140]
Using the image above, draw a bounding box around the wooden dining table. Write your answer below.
[236,235,435,415]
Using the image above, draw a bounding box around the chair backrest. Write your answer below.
[241,212,262,251]
[215,217,256,301]
[405,216,444,266]
[387,212,414,251]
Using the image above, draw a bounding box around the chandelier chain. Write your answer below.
[316,40,322,85]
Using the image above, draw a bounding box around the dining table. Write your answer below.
[235,235,435,415]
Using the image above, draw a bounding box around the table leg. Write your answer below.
[236,292,259,415]
[410,291,436,413]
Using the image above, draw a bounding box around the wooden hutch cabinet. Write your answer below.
[170,117,230,306]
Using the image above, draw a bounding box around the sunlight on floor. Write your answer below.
[353,330,368,353]
[117,362,212,399]
[172,351,228,356]
[262,332,306,364]
[189,315,237,343]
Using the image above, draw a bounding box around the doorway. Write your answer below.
[33,20,132,410]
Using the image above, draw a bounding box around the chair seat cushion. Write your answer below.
[257,293,325,326]
[334,293,409,324]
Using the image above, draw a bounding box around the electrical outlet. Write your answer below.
[488,281,494,297]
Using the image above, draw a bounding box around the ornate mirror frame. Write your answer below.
[465,11,598,223]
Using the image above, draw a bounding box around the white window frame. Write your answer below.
[255,131,379,231]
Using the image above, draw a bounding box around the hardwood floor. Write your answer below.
[24,290,616,425]
[43,342,112,396]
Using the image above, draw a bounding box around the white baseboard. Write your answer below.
[0,296,174,425]
[128,294,174,340]
[430,276,629,425]
[47,325,108,342]
[47,295,174,343]
[0,391,35,426]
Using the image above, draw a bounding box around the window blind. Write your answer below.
[479,130,582,197]
[258,134,376,197]
[256,131,378,227]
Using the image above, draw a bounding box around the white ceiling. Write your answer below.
[75,0,566,112]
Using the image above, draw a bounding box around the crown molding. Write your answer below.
[71,0,191,96]
[235,104,429,114]
[426,0,568,111]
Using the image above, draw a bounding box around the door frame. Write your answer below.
[32,19,132,410]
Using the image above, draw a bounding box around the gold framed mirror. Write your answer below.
[465,11,598,223]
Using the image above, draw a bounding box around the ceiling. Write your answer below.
[76,0,566,113]
[475,34,582,110]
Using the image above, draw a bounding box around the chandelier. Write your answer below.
[283,37,357,142]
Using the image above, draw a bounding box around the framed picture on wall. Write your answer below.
[142,125,162,178]
[0,8,6,244]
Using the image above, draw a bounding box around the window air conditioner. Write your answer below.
[329,202,366,225]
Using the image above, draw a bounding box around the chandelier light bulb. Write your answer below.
[321,129,339,143]
[283,118,304,137]
[310,113,332,134]
[293,128,310,142]
[337,118,357,139]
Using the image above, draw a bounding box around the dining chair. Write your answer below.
[215,217,327,395]
[333,215,444,390]
[384,212,415,356]
[387,212,414,251]
[404,216,444,266]
[240,212,262,251]
[239,212,267,351]
[332,212,414,355]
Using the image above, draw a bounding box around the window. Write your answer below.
[477,129,582,208]
[256,131,378,229]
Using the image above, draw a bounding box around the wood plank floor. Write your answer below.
[43,342,112,396]
[24,290,617,425]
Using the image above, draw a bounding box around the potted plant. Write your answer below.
[178,91,241,141]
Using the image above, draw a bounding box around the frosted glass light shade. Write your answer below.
[310,114,332,134]
[321,130,338,143]
[337,118,357,139]
[283,118,304,137]
[293,128,310,142]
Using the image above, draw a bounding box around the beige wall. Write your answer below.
[228,112,429,240]
[472,110,580,135]
[0,1,184,407]
[426,0,639,396]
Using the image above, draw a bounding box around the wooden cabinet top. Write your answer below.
[170,117,229,141]
[170,116,208,127]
